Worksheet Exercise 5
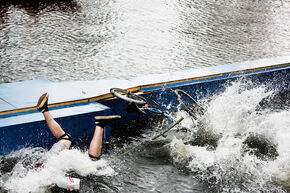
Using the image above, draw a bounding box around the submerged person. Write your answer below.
[36,92,120,162]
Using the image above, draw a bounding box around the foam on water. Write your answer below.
[169,82,290,192]
[0,148,114,193]
[1,82,289,193]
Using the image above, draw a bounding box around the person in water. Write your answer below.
[36,92,120,161]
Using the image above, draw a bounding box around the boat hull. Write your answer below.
[1,57,290,155]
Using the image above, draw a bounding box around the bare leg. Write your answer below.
[88,126,104,160]
[88,115,120,161]
[43,111,71,149]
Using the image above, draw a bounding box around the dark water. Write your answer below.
[1,0,290,83]
[1,84,290,193]
[1,0,290,192]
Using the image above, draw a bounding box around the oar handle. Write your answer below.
[151,117,184,141]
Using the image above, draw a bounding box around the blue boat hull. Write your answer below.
[1,57,290,155]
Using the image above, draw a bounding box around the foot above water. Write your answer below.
[36,92,49,113]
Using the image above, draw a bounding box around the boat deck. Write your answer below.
[2,56,290,115]
[1,56,290,155]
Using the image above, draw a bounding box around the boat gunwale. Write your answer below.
[1,62,290,116]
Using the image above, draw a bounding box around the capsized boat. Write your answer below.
[1,56,290,155]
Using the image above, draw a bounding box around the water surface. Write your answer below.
[0,0,290,192]
[1,0,290,83]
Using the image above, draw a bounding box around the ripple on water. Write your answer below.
[1,0,290,83]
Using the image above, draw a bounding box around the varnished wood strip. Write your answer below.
[1,63,289,116]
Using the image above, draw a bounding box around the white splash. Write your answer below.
[169,82,290,192]
[1,148,114,193]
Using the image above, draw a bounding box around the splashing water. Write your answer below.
[170,82,290,192]
[0,82,289,193]
[0,148,114,193]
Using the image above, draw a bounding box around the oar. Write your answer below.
[151,117,184,141]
